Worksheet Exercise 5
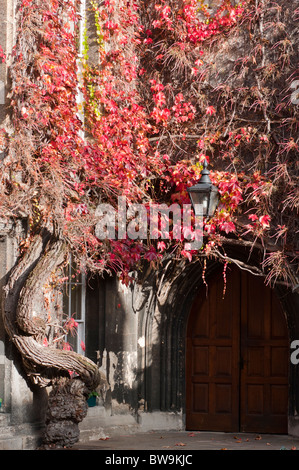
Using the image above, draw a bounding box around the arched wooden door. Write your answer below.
[186,267,289,433]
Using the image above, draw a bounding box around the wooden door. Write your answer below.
[186,268,289,434]
[186,268,241,432]
[240,272,289,433]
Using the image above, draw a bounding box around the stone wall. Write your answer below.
[82,253,299,439]
[82,270,186,437]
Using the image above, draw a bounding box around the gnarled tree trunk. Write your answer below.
[2,226,102,448]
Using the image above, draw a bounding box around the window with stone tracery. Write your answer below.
[63,256,86,356]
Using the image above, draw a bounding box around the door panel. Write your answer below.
[240,272,288,433]
[186,267,289,433]
[186,268,240,432]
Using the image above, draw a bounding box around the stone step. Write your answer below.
[0,413,11,427]
[78,406,139,443]
[0,422,42,450]
[0,418,16,450]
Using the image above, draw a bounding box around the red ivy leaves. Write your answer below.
[5,0,285,283]
[0,46,6,63]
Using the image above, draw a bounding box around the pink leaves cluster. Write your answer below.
[150,81,196,127]
[182,0,246,44]
[150,80,171,125]
[153,3,173,30]
[0,45,6,63]
[172,93,196,122]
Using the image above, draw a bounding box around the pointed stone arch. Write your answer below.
[138,252,299,435]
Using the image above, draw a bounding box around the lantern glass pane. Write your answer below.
[190,191,209,217]
[208,190,219,217]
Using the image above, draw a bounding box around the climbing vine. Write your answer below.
[79,0,298,288]
[0,0,298,288]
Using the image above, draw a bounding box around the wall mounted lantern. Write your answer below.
[187,159,219,218]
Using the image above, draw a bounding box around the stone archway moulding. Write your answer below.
[139,254,299,435]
